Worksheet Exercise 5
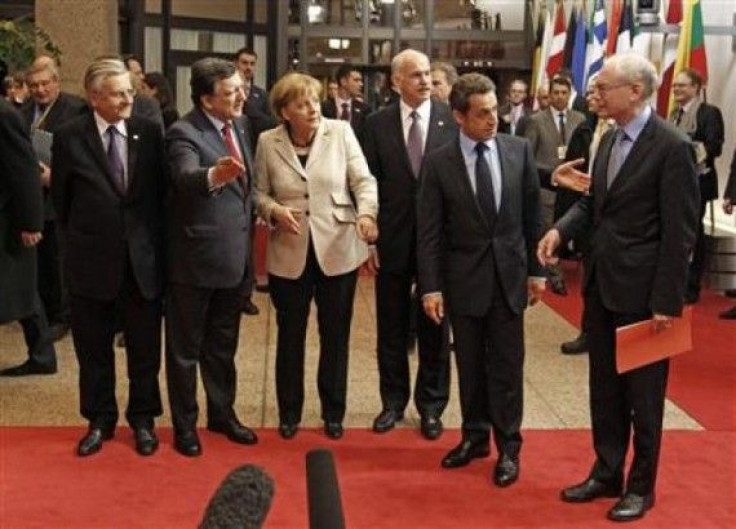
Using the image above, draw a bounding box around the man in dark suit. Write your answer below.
[166,57,258,457]
[122,54,165,131]
[538,54,699,522]
[362,49,457,440]
[321,63,368,141]
[0,89,57,377]
[498,78,530,136]
[234,47,276,314]
[21,58,87,342]
[670,68,725,304]
[720,149,736,320]
[418,73,544,487]
[51,58,166,457]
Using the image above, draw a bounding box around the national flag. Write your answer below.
[616,0,635,53]
[563,4,578,69]
[530,6,546,98]
[546,0,566,79]
[670,0,709,111]
[571,8,588,94]
[533,5,554,110]
[607,0,622,55]
[585,0,607,83]
[657,0,682,116]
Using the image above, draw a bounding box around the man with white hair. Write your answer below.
[362,49,457,440]
[51,58,166,457]
[538,54,699,521]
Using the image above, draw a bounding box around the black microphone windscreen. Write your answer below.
[306,449,346,529]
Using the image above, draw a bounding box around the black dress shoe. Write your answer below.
[324,422,344,440]
[372,409,404,433]
[719,305,736,320]
[561,332,588,355]
[208,419,258,445]
[550,276,568,296]
[278,423,299,439]
[0,360,57,377]
[441,439,490,469]
[420,416,443,440]
[607,493,654,522]
[174,430,202,457]
[77,428,114,457]
[684,290,700,305]
[134,427,159,456]
[560,478,622,503]
[49,323,70,342]
[242,299,260,315]
[493,454,520,487]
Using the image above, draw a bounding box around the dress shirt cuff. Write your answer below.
[207,167,225,192]
[422,291,443,301]
[529,277,546,285]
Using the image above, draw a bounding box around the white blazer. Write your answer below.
[255,118,378,279]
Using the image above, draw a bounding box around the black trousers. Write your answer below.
[269,245,358,424]
[38,220,69,325]
[165,278,243,433]
[375,270,449,418]
[18,292,57,368]
[585,279,669,495]
[686,196,708,297]
[70,263,162,431]
[451,283,524,458]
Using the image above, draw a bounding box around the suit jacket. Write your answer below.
[245,85,277,152]
[524,107,586,184]
[725,149,736,202]
[556,113,700,317]
[0,100,44,323]
[255,119,378,279]
[417,133,543,317]
[497,103,529,136]
[51,114,166,302]
[362,100,457,274]
[166,107,254,289]
[21,92,87,220]
[321,97,368,142]
[673,102,724,202]
[132,95,165,131]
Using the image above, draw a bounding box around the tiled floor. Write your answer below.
[0,278,700,431]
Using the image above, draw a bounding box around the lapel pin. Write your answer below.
[438,121,444,127]
[132,134,139,141]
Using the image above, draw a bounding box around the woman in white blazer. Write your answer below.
[255,72,378,440]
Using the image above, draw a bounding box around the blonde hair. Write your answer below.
[269,72,322,120]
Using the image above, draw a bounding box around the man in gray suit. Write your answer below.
[524,75,585,295]
[166,58,257,457]
[418,73,544,487]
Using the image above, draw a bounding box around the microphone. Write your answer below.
[199,464,275,529]
[306,449,346,529]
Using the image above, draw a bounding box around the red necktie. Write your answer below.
[221,123,249,191]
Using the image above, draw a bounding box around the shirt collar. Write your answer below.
[335,96,352,109]
[203,110,230,134]
[459,130,496,158]
[681,97,697,113]
[620,104,651,143]
[94,112,127,138]
[400,98,431,124]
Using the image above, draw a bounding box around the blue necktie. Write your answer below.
[106,126,126,193]
[475,142,497,226]
[606,129,630,189]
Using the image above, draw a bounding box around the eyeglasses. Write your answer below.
[596,82,630,94]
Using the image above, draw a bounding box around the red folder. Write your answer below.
[615,307,693,374]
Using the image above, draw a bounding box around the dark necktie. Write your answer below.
[474,142,497,227]
[558,112,566,144]
[340,102,350,121]
[222,123,249,191]
[406,110,423,178]
[106,126,126,193]
[675,107,684,127]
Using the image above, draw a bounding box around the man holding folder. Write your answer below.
[537,54,699,522]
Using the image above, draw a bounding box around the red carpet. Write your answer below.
[543,261,736,431]
[2,427,734,528]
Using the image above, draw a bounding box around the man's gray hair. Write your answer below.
[430,61,458,86]
[605,53,659,100]
[84,58,128,93]
[449,73,496,113]
[391,49,428,76]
